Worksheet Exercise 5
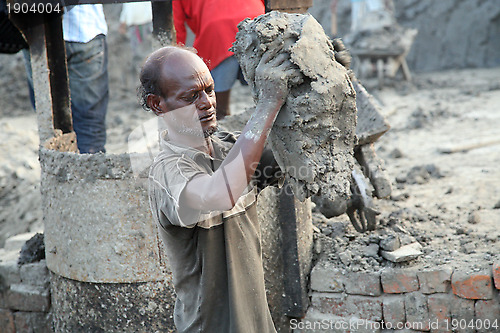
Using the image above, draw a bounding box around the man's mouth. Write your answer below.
[199,111,216,122]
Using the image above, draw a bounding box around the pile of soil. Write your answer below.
[312,68,500,272]
[232,11,357,204]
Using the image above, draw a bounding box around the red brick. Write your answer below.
[492,262,500,290]
[309,263,345,292]
[404,292,430,331]
[310,292,347,316]
[450,295,475,333]
[6,284,50,312]
[428,294,452,333]
[475,299,500,333]
[451,269,494,300]
[310,293,383,322]
[300,309,381,333]
[0,309,15,333]
[14,312,52,333]
[381,269,419,294]
[344,271,381,296]
[417,267,452,294]
[383,296,405,327]
[346,295,383,321]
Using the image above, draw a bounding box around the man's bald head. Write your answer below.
[138,46,204,112]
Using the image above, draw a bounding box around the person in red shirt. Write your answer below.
[173,0,265,119]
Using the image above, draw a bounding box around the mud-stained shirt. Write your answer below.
[148,130,279,333]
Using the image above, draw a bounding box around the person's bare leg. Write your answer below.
[216,90,231,120]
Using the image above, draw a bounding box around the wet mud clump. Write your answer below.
[232,11,357,204]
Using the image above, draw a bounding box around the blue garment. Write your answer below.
[66,34,108,153]
[210,55,247,93]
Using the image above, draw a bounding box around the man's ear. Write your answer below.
[147,94,166,116]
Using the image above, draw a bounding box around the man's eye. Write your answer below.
[185,93,197,102]
[206,87,214,95]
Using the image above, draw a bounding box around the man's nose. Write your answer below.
[196,91,215,110]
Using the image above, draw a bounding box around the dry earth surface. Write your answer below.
[1,3,499,275]
[313,68,500,273]
[1,52,499,273]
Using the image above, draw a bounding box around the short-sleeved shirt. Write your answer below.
[173,0,265,70]
[63,4,107,43]
[148,130,278,333]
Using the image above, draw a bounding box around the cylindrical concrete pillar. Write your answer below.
[39,146,175,332]
[259,187,313,333]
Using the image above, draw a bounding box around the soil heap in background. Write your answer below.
[344,7,418,72]
[232,11,357,205]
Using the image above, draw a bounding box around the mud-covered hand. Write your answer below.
[332,38,352,70]
[254,50,301,109]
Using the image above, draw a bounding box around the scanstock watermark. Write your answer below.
[288,318,488,331]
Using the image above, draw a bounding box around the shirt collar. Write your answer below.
[160,130,230,161]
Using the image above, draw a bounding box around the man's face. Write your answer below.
[156,51,218,138]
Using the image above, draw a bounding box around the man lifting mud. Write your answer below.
[141,46,299,332]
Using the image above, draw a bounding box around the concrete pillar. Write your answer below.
[39,147,175,332]
[259,187,314,333]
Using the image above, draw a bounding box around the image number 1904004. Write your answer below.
[6,1,62,14]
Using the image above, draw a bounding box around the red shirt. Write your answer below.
[173,0,265,71]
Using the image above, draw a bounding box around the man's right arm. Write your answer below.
[181,51,300,212]
[172,1,187,45]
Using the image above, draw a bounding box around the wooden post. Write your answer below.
[262,1,314,325]
[8,8,71,145]
[264,0,313,13]
[44,14,72,134]
[152,0,176,47]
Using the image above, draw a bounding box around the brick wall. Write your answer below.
[296,258,500,333]
[2,236,499,333]
[0,249,51,333]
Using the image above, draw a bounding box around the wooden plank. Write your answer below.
[152,0,175,47]
[10,0,165,7]
[44,14,72,134]
[278,184,307,318]
[265,0,312,12]
[267,0,313,8]
[351,48,403,57]
[14,19,55,145]
[438,137,500,154]
[353,80,390,145]
[272,8,309,13]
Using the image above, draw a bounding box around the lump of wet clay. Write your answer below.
[232,11,357,205]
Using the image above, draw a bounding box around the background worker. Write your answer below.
[24,4,109,154]
[173,0,265,119]
[119,1,153,89]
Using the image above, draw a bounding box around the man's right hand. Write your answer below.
[254,50,301,110]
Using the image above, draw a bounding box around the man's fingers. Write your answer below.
[260,46,284,65]
[276,58,298,72]
[282,67,302,83]
[271,53,289,67]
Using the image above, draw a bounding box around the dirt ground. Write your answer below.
[0,4,499,273]
[313,68,500,272]
[1,54,499,273]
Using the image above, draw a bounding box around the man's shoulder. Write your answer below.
[215,130,240,144]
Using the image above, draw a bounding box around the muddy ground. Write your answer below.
[1,4,499,274]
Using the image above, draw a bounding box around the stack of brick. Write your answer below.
[297,259,500,332]
[0,233,51,333]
